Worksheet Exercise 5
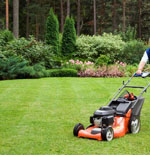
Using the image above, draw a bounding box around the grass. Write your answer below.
[0,77,150,155]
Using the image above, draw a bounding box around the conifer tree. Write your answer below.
[61,16,76,56]
[46,8,59,54]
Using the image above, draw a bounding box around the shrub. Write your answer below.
[115,26,137,42]
[75,33,125,62]
[78,65,124,77]
[61,16,76,56]
[120,40,146,64]
[125,65,137,77]
[2,36,59,69]
[0,56,27,80]
[47,68,78,77]
[0,56,48,80]
[46,8,59,54]
[0,30,14,47]
[95,54,111,66]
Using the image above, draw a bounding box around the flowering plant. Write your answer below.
[62,59,94,71]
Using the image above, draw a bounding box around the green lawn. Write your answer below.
[0,77,150,155]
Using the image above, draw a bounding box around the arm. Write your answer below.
[136,61,146,74]
[136,51,148,74]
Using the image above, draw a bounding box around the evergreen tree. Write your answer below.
[61,16,76,56]
[46,8,59,54]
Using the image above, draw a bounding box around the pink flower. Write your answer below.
[69,59,74,64]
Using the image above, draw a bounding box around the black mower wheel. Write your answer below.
[128,117,140,134]
[101,127,114,141]
[73,123,84,136]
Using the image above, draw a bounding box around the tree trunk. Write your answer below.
[26,0,30,38]
[36,16,39,40]
[6,0,9,30]
[67,0,70,17]
[112,0,117,32]
[13,0,19,38]
[93,0,96,35]
[60,0,64,33]
[123,0,126,32]
[77,0,80,36]
[138,0,142,38]
[99,0,105,35]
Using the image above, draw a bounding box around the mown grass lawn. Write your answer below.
[0,77,150,155]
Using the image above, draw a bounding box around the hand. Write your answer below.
[136,69,142,75]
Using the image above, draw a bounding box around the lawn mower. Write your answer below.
[73,72,150,141]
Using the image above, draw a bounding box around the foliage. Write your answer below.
[2,36,59,69]
[47,68,78,77]
[0,30,14,48]
[75,33,125,62]
[45,8,59,54]
[124,65,137,77]
[61,16,76,56]
[95,54,111,66]
[120,40,146,64]
[0,56,47,80]
[78,65,124,77]
[115,26,137,42]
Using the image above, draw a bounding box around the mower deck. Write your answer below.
[78,110,131,141]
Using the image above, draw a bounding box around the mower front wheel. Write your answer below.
[73,123,84,136]
[101,127,114,141]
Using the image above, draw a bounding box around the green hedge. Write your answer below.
[75,33,125,62]
[47,68,78,77]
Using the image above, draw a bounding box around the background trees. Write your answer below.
[0,0,150,40]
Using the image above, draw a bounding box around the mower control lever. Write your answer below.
[141,72,150,78]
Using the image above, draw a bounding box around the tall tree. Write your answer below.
[26,0,30,38]
[99,0,105,34]
[77,0,80,36]
[13,0,19,38]
[46,8,59,54]
[60,0,64,32]
[35,15,39,40]
[6,0,9,30]
[62,17,76,56]
[67,0,70,17]
[93,0,96,35]
[138,0,142,38]
[112,0,117,32]
[123,0,126,32]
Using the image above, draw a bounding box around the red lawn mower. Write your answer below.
[73,73,150,141]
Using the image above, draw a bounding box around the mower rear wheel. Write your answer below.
[128,117,140,134]
[101,127,114,141]
[73,123,84,136]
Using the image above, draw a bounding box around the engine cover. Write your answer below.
[94,109,115,117]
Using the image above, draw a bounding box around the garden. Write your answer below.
[1,6,150,155]
[0,9,149,80]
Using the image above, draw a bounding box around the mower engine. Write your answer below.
[90,106,115,128]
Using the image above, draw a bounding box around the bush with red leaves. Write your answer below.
[78,65,124,77]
